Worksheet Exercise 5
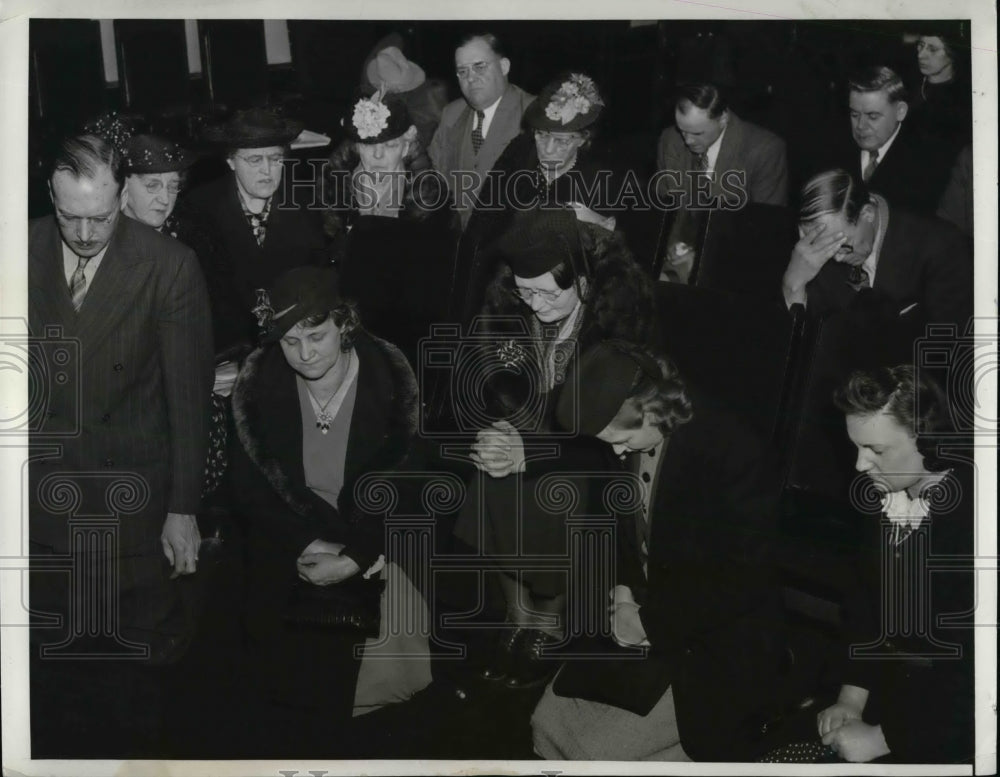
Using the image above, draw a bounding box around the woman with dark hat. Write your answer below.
[185,108,330,351]
[120,133,246,358]
[323,90,453,368]
[227,265,429,754]
[530,340,785,762]
[450,205,655,690]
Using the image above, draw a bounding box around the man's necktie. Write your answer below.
[69,255,90,312]
[846,264,871,290]
[696,152,709,172]
[471,110,486,155]
[862,149,880,183]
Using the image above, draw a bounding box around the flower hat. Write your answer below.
[525,72,605,133]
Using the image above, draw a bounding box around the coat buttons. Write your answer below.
[641,472,651,483]
[113,363,124,372]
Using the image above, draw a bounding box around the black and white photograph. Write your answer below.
[0,1,996,774]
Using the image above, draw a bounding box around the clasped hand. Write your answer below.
[816,699,890,762]
[296,539,360,586]
[470,420,526,478]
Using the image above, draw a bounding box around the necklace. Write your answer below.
[304,353,352,434]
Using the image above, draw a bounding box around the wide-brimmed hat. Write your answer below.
[556,340,664,435]
[124,134,196,174]
[342,92,413,144]
[255,266,343,343]
[490,206,589,280]
[524,72,605,133]
[365,45,425,94]
[201,108,304,149]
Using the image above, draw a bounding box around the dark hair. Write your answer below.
[295,301,362,352]
[833,364,952,472]
[675,83,728,118]
[50,133,124,188]
[483,222,654,346]
[799,169,872,226]
[458,32,506,59]
[848,65,909,104]
[607,353,694,435]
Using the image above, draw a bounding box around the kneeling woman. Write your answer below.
[229,266,429,754]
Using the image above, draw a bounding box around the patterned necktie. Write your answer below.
[862,148,880,183]
[242,197,272,247]
[846,264,871,290]
[471,110,486,154]
[696,152,709,172]
[69,255,90,312]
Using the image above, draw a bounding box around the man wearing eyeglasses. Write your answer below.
[429,33,534,227]
[187,108,329,350]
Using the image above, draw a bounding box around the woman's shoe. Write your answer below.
[479,626,526,681]
[503,629,562,690]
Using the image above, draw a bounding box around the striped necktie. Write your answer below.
[69,255,90,312]
[471,110,486,154]
[863,149,880,183]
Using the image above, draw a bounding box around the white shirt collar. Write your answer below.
[62,240,110,287]
[862,121,902,169]
[704,126,728,172]
[477,93,504,138]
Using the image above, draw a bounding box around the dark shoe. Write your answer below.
[479,626,526,681]
[503,629,562,690]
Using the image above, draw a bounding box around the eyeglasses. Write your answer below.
[513,286,565,303]
[235,153,285,168]
[534,132,581,150]
[455,60,496,80]
[142,180,182,195]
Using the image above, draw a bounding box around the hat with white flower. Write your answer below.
[342,89,413,144]
[525,72,605,133]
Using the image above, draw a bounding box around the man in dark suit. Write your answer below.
[28,133,214,754]
[428,33,534,227]
[781,168,972,329]
[833,66,951,217]
[654,82,788,282]
[186,108,329,351]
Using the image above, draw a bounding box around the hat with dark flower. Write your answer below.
[202,107,304,148]
[124,134,196,174]
[556,339,666,435]
[256,266,344,343]
[342,90,413,144]
[524,72,605,133]
[490,206,589,280]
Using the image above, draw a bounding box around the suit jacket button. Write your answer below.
[113,363,124,372]
[103,458,114,468]
[101,413,111,423]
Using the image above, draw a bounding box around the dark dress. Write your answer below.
[227,330,418,752]
[323,163,456,369]
[184,172,330,348]
[451,225,655,599]
[833,463,975,763]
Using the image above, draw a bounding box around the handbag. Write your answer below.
[551,636,673,716]
[283,574,385,638]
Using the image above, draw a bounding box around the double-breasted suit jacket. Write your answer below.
[429,82,534,224]
[28,215,214,637]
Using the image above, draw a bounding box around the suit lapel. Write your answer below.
[457,106,477,174]
[713,113,743,196]
[479,85,520,169]
[74,218,155,353]
[28,218,77,331]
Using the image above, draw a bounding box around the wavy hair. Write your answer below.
[606,351,694,436]
[833,364,953,472]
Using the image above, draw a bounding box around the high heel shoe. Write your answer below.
[479,625,526,681]
[503,629,562,690]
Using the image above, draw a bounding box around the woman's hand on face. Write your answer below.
[296,552,361,585]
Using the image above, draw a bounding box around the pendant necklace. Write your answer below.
[305,353,351,434]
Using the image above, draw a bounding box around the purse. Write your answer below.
[551,636,673,716]
[283,574,385,638]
